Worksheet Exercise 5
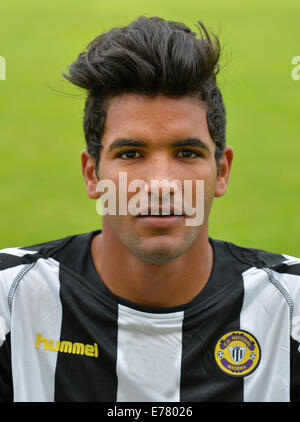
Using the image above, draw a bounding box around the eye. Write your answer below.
[176,149,200,159]
[118,150,142,160]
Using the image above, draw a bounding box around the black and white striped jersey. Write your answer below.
[0,229,300,402]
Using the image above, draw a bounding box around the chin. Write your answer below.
[125,233,198,265]
[134,249,182,265]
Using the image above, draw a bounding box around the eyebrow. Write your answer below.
[107,137,210,153]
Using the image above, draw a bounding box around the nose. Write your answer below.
[140,153,182,201]
[142,152,172,182]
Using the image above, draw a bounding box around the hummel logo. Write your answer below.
[35,333,99,358]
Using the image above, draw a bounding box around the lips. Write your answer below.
[137,207,183,217]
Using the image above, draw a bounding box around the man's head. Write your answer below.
[63,16,226,174]
[63,16,233,264]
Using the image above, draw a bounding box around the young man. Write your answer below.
[0,16,300,402]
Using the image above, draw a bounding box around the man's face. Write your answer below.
[83,93,232,264]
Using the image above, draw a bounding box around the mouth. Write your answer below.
[136,207,184,228]
[137,208,184,218]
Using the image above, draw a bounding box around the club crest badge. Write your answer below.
[214,330,261,377]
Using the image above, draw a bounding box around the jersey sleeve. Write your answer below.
[0,332,12,402]
[270,256,300,402]
[0,256,16,401]
[0,248,36,402]
[291,337,300,401]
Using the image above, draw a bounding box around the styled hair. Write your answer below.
[63,16,226,173]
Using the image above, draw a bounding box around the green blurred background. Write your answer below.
[0,0,299,255]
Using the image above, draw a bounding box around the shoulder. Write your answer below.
[0,234,76,273]
[220,238,300,284]
[219,239,292,270]
[0,231,99,322]
[217,236,300,327]
[0,236,72,311]
[0,231,99,296]
[213,237,300,297]
[0,230,100,272]
[212,237,300,290]
[219,239,300,339]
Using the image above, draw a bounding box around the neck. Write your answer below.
[90,225,214,308]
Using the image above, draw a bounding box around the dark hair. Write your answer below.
[63,16,226,174]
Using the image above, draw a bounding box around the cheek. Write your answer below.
[102,214,134,245]
[98,165,120,195]
[97,169,139,223]
[184,166,217,204]
[204,174,217,198]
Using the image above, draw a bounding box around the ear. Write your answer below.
[214,146,234,198]
[81,150,100,199]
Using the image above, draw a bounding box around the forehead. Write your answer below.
[101,93,214,148]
